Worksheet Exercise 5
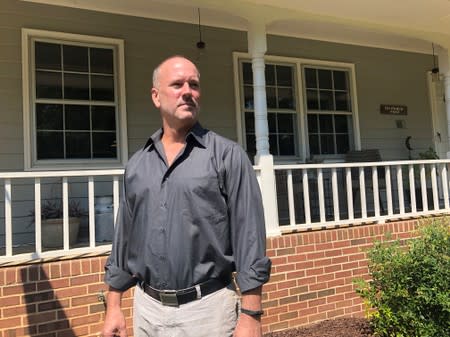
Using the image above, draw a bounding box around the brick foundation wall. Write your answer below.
[0,220,418,337]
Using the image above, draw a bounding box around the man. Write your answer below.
[102,56,271,337]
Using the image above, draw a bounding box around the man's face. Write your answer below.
[151,58,200,129]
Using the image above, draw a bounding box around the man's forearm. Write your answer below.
[240,286,262,311]
[106,286,124,309]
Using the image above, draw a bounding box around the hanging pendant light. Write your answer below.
[431,43,440,82]
[196,8,206,50]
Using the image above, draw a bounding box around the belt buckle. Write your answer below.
[159,290,179,307]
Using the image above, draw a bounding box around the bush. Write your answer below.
[354,220,450,337]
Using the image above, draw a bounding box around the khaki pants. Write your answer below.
[133,285,239,337]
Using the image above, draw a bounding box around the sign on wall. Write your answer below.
[380,104,408,115]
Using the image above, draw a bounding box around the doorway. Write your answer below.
[428,72,448,159]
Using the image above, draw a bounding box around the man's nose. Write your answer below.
[181,82,192,96]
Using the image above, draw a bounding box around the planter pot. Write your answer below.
[95,196,114,242]
[41,217,80,248]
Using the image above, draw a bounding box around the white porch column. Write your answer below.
[437,45,450,159]
[247,21,280,236]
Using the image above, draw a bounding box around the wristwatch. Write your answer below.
[240,307,264,317]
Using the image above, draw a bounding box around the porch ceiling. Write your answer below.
[24,0,450,53]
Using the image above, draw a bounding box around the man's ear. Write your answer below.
[151,87,160,108]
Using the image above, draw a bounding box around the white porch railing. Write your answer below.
[1,159,450,264]
[273,159,450,232]
[0,169,123,265]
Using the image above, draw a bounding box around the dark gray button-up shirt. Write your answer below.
[105,123,271,293]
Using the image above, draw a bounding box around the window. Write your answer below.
[235,53,358,161]
[304,67,353,155]
[22,29,128,169]
[241,62,298,158]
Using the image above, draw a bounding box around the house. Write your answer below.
[1,0,450,335]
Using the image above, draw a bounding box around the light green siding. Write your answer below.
[0,0,434,172]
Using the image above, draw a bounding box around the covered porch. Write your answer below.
[2,0,450,335]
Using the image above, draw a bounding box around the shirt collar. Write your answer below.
[143,122,207,150]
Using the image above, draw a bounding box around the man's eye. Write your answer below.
[190,82,199,89]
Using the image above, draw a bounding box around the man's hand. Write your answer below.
[233,313,262,337]
[101,288,127,337]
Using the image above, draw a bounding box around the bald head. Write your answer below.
[152,56,200,89]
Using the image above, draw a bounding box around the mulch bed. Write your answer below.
[264,317,374,337]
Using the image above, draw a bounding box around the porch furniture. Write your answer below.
[345,149,385,213]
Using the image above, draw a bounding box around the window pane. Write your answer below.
[319,114,333,133]
[320,135,334,154]
[93,132,117,158]
[36,104,63,130]
[336,135,350,154]
[306,90,319,110]
[245,111,254,133]
[244,86,254,109]
[308,114,318,133]
[65,105,90,130]
[269,135,278,155]
[64,73,89,99]
[278,88,294,109]
[242,62,253,85]
[36,71,62,99]
[278,113,294,133]
[90,48,114,74]
[37,131,63,159]
[63,45,88,72]
[268,113,277,133]
[265,64,275,85]
[309,135,320,155]
[35,42,61,70]
[335,92,351,111]
[66,132,90,158]
[333,70,348,90]
[276,66,292,86]
[304,68,317,88]
[319,90,334,110]
[266,87,277,109]
[279,134,295,155]
[246,134,256,155]
[318,69,332,89]
[334,115,349,133]
[91,75,114,101]
[92,106,116,131]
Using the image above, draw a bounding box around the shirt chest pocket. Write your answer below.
[174,173,220,200]
[175,172,228,223]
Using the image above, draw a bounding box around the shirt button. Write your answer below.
[159,228,165,233]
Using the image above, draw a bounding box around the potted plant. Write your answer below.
[30,200,86,248]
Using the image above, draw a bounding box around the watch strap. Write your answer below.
[240,307,264,317]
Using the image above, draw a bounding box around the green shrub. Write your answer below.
[354,220,450,337]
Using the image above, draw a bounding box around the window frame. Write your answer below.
[302,64,355,158]
[240,61,300,159]
[22,28,128,170]
[233,52,361,163]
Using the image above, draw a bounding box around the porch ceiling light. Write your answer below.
[431,43,439,81]
[196,8,206,49]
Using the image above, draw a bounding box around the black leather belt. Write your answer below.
[139,279,227,307]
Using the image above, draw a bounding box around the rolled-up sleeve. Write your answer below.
[104,179,137,291]
[224,145,271,293]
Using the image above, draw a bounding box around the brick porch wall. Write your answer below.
[0,220,418,337]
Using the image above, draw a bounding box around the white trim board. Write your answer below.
[21,28,128,170]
